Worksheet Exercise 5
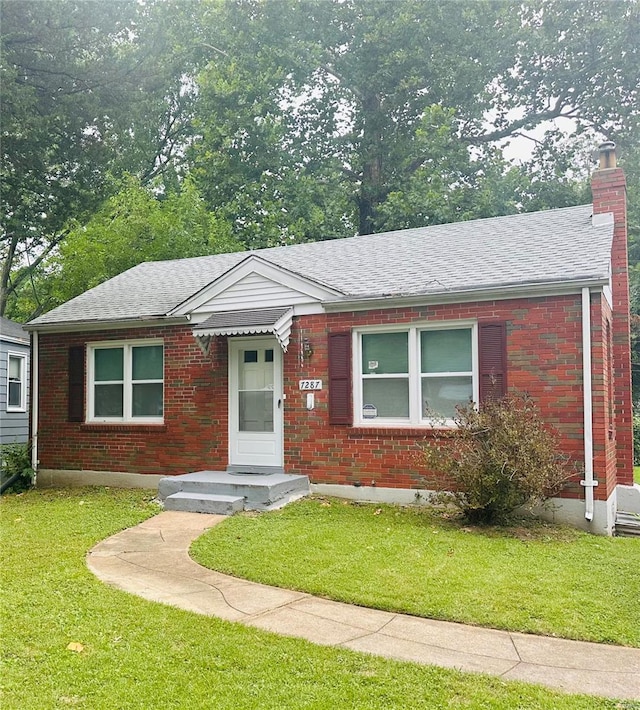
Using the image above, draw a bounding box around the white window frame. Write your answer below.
[353,321,479,427]
[6,352,27,412]
[87,339,164,424]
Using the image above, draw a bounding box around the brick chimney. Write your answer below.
[591,141,633,486]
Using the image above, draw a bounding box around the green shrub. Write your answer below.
[0,442,35,494]
[421,394,573,524]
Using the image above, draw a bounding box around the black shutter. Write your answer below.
[68,345,85,422]
[478,322,507,404]
[328,332,352,425]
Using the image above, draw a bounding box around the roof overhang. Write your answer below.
[23,316,189,334]
[321,277,610,312]
[1,333,29,345]
[192,307,294,351]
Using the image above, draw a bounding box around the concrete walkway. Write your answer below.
[87,511,640,701]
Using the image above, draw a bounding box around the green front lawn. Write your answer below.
[634,466,640,484]
[192,498,640,647]
[0,488,624,709]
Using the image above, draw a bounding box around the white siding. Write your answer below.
[198,273,320,313]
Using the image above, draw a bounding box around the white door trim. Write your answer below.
[228,337,284,469]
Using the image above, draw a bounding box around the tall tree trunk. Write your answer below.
[0,234,19,316]
[358,92,385,235]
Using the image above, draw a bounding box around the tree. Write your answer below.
[0,0,199,316]
[189,0,639,245]
[618,139,640,396]
[4,0,638,318]
[18,178,239,318]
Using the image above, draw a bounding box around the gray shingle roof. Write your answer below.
[0,317,29,343]
[28,204,612,327]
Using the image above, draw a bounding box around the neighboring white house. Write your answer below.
[0,317,30,445]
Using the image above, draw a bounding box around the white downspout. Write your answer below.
[31,330,39,485]
[580,287,597,520]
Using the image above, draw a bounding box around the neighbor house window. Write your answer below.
[356,324,477,425]
[7,353,27,411]
[88,341,163,422]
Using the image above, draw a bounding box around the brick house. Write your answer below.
[26,143,639,533]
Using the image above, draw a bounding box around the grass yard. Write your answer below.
[192,498,640,648]
[0,489,630,710]
[634,466,640,484]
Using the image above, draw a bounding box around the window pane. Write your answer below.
[132,345,163,380]
[422,376,472,419]
[243,350,258,363]
[8,356,21,380]
[239,391,274,431]
[363,378,409,418]
[362,332,408,374]
[421,329,471,373]
[239,357,273,391]
[94,384,123,416]
[95,348,123,381]
[8,381,22,407]
[132,383,163,417]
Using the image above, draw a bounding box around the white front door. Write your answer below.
[228,337,283,468]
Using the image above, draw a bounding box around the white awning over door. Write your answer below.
[192,307,294,351]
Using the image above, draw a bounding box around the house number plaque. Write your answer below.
[299,379,323,390]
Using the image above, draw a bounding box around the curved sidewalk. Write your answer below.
[87,511,640,701]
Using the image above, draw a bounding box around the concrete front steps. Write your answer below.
[615,511,640,537]
[157,469,310,515]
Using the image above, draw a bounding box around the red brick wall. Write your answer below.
[284,296,602,500]
[37,291,615,502]
[591,165,633,486]
[591,296,619,498]
[38,326,229,475]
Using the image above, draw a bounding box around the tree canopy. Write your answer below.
[0,0,198,314]
[14,178,237,321]
[1,0,638,319]
[189,0,638,243]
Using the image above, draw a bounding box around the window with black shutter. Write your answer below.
[330,321,507,426]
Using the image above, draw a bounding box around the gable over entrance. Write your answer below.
[169,255,343,320]
[179,255,342,353]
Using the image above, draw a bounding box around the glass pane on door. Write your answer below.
[238,347,274,432]
[239,391,274,431]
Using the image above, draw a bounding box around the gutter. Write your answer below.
[321,277,610,313]
[31,330,39,484]
[24,315,190,335]
[580,287,597,520]
[1,334,30,346]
